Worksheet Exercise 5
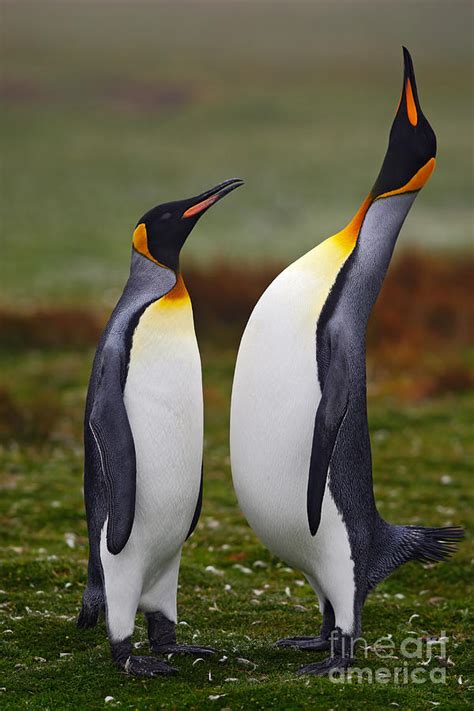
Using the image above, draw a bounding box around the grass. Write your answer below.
[1,0,473,306]
[0,340,473,710]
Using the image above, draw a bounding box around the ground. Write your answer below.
[0,342,472,710]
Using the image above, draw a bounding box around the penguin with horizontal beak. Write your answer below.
[230,48,462,676]
[78,178,243,676]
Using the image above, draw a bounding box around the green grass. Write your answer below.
[0,342,472,709]
[1,0,473,305]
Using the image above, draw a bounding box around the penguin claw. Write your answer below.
[296,655,353,677]
[152,644,216,657]
[275,636,330,651]
[122,655,178,677]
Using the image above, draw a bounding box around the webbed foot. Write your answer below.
[151,643,215,656]
[296,654,353,677]
[124,655,177,677]
[111,637,177,677]
[276,635,330,651]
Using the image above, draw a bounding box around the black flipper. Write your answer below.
[186,464,203,540]
[89,343,136,555]
[307,338,349,536]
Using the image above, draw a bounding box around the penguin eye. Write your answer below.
[161,212,172,221]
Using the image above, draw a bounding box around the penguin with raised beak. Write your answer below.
[230,49,462,676]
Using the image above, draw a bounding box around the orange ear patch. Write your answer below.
[132,223,160,265]
[376,157,436,200]
[405,78,418,126]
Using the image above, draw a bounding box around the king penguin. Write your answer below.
[78,178,243,676]
[230,48,463,676]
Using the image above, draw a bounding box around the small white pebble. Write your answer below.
[64,582,72,589]
[208,695,226,701]
[236,657,257,668]
[64,533,76,549]
[252,560,267,568]
[232,564,252,574]
[224,584,232,592]
[394,593,405,600]
[440,475,452,485]
[205,566,224,577]
[104,697,115,703]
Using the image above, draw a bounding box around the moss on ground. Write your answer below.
[0,344,472,709]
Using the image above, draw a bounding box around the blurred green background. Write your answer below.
[1,0,473,305]
[1,2,473,709]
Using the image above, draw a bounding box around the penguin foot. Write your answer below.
[296,655,353,677]
[123,655,178,677]
[111,637,178,677]
[151,643,216,657]
[77,604,100,629]
[146,611,216,657]
[275,636,330,651]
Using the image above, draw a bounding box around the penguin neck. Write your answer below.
[342,191,417,322]
[110,250,178,322]
[127,249,177,292]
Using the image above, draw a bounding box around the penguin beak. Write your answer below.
[398,46,422,127]
[181,178,244,219]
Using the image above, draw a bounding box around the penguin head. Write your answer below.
[133,178,244,270]
[371,47,437,198]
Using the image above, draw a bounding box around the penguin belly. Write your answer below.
[100,287,203,618]
[230,255,355,616]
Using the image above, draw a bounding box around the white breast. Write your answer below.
[230,242,355,607]
[230,263,322,570]
[123,286,203,568]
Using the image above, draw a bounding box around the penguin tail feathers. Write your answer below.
[404,525,464,564]
[368,522,464,589]
[77,585,105,629]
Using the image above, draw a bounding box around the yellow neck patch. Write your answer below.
[160,272,190,309]
[321,157,435,257]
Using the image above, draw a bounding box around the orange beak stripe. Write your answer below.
[405,78,418,126]
[182,194,220,219]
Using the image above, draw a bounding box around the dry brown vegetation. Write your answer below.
[1,252,473,407]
